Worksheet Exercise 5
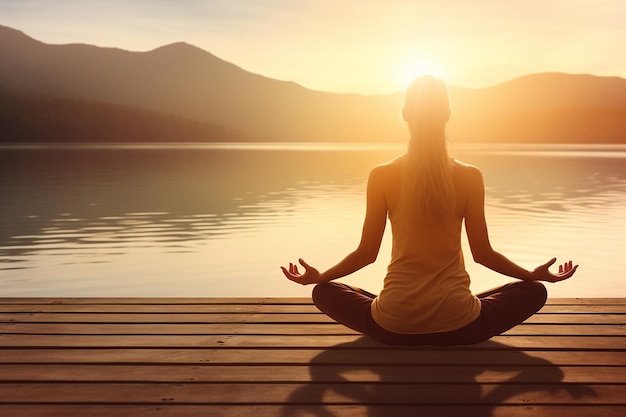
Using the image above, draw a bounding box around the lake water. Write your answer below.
[1,143,625,298]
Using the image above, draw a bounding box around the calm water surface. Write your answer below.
[1,143,625,297]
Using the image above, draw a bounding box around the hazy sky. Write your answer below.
[2,0,624,93]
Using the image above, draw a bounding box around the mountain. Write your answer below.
[1,24,625,143]
[449,73,626,143]
[0,25,403,143]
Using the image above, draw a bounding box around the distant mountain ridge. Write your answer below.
[1,24,625,143]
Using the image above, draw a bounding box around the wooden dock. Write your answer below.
[0,297,625,417]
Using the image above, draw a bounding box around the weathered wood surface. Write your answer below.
[0,297,624,417]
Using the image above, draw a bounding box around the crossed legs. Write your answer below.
[312,280,547,346]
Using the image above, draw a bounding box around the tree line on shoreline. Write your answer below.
[0,87,244,143]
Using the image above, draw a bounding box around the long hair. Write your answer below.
[401,75,455,220]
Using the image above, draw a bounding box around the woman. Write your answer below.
[280,75,578,346]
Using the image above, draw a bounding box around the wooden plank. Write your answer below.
[1,304,625,313]
[527,314,626,325]
[5,323,354,336]
[1,334,625,349]
[1,312,623,324]
[1,348,623,366]
[0,304,321,313]
[0,312,336,324]
[537,305,626,313]
[0,297,623,305]
[1,405,624,417]
[546,298,626,305]
[1,322,624,336]
[0,297,313,305]
[0,382,622,404]
[1,364,625,383]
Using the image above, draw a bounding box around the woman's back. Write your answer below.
[370,156,482,334]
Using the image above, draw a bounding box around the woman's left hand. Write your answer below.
[280,258,321,285]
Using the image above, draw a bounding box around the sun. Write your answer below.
[396,57,446,89]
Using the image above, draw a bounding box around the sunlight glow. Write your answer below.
[1,1,624,93]
[397,57,447,88]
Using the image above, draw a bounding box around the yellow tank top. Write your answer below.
[370,162,481,334]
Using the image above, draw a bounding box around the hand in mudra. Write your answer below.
[280,258,321,285]
[532,258,578,282]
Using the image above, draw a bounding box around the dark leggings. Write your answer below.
[312,280,547,346]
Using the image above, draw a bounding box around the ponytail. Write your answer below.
[401,76,455,220]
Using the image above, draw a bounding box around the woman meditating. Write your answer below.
[281,75,578,346]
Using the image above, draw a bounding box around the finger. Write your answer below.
[559,264,563,274]
[557,264,578,279]
[280,267,293,279]
[561,264,578,279]
[543,257,557,269]
[299,258,311,271]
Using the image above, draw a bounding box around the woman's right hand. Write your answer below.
[531,258,578,282]
[280,258,321,285]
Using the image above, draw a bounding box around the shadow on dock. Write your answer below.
[282,338,597,417]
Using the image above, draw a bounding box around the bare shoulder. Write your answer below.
[370,157,403,176]
[452,158,480,172]
[369,156,403,180]
[452,159,483,183]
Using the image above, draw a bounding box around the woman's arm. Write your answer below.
[464,166,578,282]
[281,166,389,285]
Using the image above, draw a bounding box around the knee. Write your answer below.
[311,282,336,310]
[526,281,548,311]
